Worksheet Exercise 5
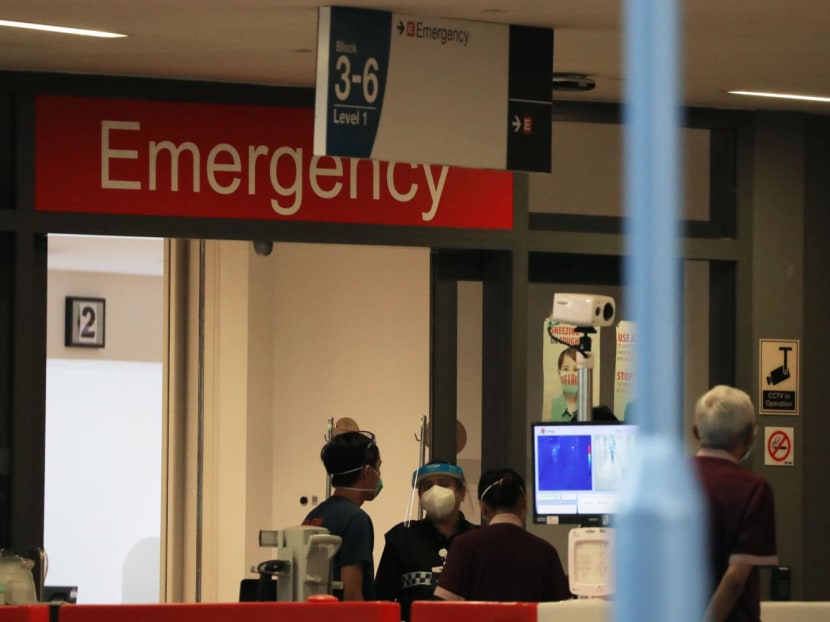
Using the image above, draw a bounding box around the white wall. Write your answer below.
[264,243,431,568]
[44,359,162,603]
[45,260,163,603]
[47,271,163,362]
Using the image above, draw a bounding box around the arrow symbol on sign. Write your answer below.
[397,21,404,34]
[512,115,521,133]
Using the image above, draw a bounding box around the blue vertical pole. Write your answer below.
[615,0,709,620]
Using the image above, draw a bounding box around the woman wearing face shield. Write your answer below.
[375,462,477,621]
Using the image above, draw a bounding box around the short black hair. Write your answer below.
[592,405,619,422]
[321,431,380,487]
[478,467,525,509]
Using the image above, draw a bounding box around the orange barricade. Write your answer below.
[410,601,537,622]
[0,605,51,622]
[57,602,400,622]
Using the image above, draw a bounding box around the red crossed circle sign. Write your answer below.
[767,430,792,462]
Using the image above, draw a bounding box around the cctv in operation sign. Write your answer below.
[314,6,552,172]
[759,339,799,414]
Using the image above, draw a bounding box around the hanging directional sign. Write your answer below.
[315,6,553,172]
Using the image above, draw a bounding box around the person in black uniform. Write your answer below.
[375,462,477,621]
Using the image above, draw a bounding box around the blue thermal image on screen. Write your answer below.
[537,434,593,490]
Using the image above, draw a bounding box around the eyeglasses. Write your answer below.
[358,430,376,452]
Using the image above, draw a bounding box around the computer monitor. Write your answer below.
[531,421,637,526]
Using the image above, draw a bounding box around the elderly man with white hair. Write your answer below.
[693,385,779,622]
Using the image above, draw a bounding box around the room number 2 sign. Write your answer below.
[65,296,106,348]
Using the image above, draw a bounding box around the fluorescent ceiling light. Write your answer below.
[728,90,830,103]
[0,19,126,38]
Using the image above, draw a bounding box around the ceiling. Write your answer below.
[47,235,164,276]
[2,1,830,116]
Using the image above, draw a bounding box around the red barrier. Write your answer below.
[0,606,51,622]
[58,602,400,622]
[410,601,537,622]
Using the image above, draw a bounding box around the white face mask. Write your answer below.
[421,485,457,520]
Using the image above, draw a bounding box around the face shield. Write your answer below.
[403,462,465,526]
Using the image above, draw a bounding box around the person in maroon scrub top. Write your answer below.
[434,467,571,603]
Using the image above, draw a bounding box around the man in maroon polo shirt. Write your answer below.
[693,385,778,622]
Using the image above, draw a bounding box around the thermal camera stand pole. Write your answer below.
[576,328,596,422]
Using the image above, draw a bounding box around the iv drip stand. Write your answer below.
[325,417,333,499]
[418,415,427,515]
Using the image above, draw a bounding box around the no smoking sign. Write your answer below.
[765,427,795,467]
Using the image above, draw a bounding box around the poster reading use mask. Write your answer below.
[614,320,637,421]
[542,320,602,421]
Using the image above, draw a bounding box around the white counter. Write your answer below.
[537,599,830,622]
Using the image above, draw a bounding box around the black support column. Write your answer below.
[708,260,737,387]
[803,117,830,600]
[429,251,459,462]
[481,250,528,473]
[6,92,48,553]
[10,232,47,552]
[0,232,12,546]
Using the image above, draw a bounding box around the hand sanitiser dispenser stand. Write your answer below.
[258,526,342,601]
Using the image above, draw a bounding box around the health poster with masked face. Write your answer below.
[542,320,602,422]
[614,320,636,421]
